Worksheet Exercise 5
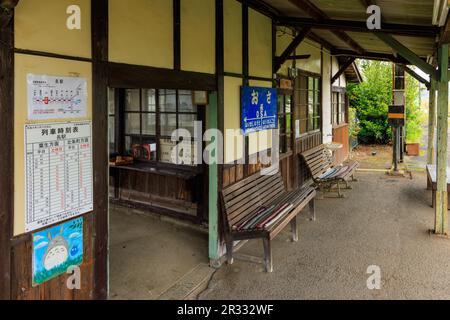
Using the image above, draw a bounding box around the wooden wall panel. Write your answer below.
[113,170,201,219]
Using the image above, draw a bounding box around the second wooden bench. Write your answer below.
[301,145,359,198]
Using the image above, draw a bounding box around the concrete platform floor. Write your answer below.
[199,172,450,300]
[109,205,212,300]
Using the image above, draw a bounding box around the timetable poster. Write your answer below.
[27,74,87,120]
[24,122,93,233]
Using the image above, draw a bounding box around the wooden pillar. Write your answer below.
[435,44,449,235]
[209,0,224,266]
[0,8,14,300]
[92,0,109,299]
[427,79,437,165]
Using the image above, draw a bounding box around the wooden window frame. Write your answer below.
[296,73,322,136]
[332,86,348,127]
[277,88,293,155]
[118,88,200,167]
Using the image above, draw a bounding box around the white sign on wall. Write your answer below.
[24,121,93,233]
[27,74,87,120]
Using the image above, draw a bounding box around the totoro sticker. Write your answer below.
[32,218,83,286]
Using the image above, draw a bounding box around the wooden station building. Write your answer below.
[0,0,448,300]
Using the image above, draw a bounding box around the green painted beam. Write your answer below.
[427,79,437,165]
[435,44,449,235]
[375,33,437,78]
[208,92,220,261]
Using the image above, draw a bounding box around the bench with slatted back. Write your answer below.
[220,170,316,272]
[301,145,359,198]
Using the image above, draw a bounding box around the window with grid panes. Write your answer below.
[295,74,321,135]
[123,89,198,166]
[332,91,347,126]
[278,94,293,154]
[108,88,116,154]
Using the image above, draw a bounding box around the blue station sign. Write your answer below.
[241,86,278,135]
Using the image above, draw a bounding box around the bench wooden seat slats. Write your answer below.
[220,170,316,272]
[318,163,358,180]
[301,145,359,198]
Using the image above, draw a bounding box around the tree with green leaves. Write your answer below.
[347,60,424,145]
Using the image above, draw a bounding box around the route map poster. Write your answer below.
[27,74,87,120]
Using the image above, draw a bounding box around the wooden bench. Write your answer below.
[220,170,316,272]
[426,165,450,210]
[301,145,359,198]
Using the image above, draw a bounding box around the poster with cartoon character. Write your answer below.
[32,218,83,286]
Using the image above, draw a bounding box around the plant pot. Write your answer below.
[406,143,420,156]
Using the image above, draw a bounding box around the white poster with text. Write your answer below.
[27,74,87,120]
[24,121,93,232]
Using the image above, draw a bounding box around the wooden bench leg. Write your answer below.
[344,180,353,190]
[263,238,273,273]
[226,240,234,265]
[351,174,358,182]
[317,184,325,200]
[291,218,298,242]
[336,182,345,198]
[309,199,316,221]
[432,190,436,209]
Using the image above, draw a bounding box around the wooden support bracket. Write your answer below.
[375,33,437,78]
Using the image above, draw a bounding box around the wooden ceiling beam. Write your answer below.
[439,13,450,45]
[330,48,409,64]
[274,27,311,72]
[288,0,366,54]
[236,0,279,18]
[360,0,374,8]
[239,0,337,53]
[306,31,334,50]
[277,17,439,38]
[331,57,356,83]
[375,32,437,77]
[285,54,311,60]
[400,65,431,89]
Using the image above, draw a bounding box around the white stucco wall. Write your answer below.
[331,56,347,88]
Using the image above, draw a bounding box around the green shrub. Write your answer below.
[348,107,360,138]
[347,60,424,144]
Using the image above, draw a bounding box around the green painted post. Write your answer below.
[427,79,437,165]
[435,44,449,235]
[208,92,220,262]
